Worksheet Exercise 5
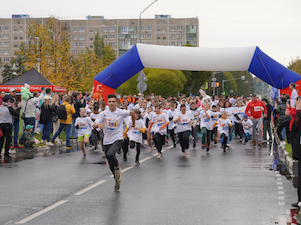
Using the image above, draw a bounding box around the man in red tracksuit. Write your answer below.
[245,94,267,147]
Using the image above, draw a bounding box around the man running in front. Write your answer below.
[245,93,267,147]
[94,94,135,191]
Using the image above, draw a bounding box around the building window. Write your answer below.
[103,35,107,39]
[177,34,182,39]
[109,35,115,39]
[79,27,85,32]
[73,27,77,32]
[3,50,9,55]
[119,34,126,39]
[3,26,9,31]
[20,37,23,40]
[3,42,9,47]
[162,29,166,32]
[103,27,107,32]
[171,26,175,31]
[177,41,183,46]
[163,37,166,40]
[14,45,18,48]
[157,37,161,40]
[121,26,127,33]
[141,34,144,39]
[0,50,1,54]
[73,35,77,40]
[19,29,23,32]
[73,43,77,47]
[90,46,93,48]
[14,37,18,40]
[79,35,85,40]
[146,26,152,31]
[130,41,135,46]
[109,42,115,47]
[189,41,196,45]
[157,29,160,32]
[109,27,115,32]
[171,34,175,39]
[146,34,152,39]
[73,50,77,55]
[79,43,85,47]
[171,42,175,46]
[140,26,144,31]
[146,42,152,44]
[3,34,9,39]
[177,26,182,31]
[90,30,93,33]
[128,26,135,33]
[14,29,17,32]
[90,38,93,41]
[4,58,9,62]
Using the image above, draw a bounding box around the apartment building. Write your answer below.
[0,14,199,75]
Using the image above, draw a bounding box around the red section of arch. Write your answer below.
[93,80,115,103]
[280,79,301,97]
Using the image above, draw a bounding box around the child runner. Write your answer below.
[233,101,246,142]
[242,114,253,145]
[212,111,232,152]
[75,108,94,159]
[211,105,220,144]
[123,109,146,166]
[173,104,194,156]
[189,101,200,148]
[148,104,169,159]
[90,104,102,153]
[199,102,213,152]
[145,106,154,152]
[167,102,178,147]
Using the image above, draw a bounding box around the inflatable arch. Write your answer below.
[93,43,301,101]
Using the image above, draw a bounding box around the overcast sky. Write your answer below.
[4,0,301,67]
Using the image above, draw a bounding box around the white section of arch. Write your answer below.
[136,44,256,71]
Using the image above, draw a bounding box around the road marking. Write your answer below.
[110,167,133,177]
[279,196,285,200]
[16,200,68,224]
[276,178,282,181]
[278,202,285,206]
[276,174,281,177]
[278,186,284,190]
[277,182,283,185]
[74,180,106,195]
[278,191,284,195]
[140,157,151,163]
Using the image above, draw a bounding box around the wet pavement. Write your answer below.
[0,137,300,225]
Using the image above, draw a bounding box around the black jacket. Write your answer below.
[40,103,55,124]
[274,102,290,125]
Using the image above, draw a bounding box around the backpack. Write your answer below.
[56,104,67,120]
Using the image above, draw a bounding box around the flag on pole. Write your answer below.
[270,87,280,100]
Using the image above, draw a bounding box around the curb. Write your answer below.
[280,146,298,176]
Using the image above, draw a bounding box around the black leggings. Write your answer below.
[153,133,165,153]
[169,128,176,143]
[103,140,123,175]
[0,123,12,156]
[130,141,141,161]
[234,122,243,139]
[221,133,228,149]
[178,130,190,152]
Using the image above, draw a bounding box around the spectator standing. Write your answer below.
[51,94,60,143]
[0,95,20,159]
[262,98,273,142]
[51,96,75,150]
[9,88,22,149]
[40,95,55,146]
[290,83,298,108]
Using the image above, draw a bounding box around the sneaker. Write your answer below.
[4,155,12,160]
[66,146,73,150]
[182,152,186,157]
[226,143,230,147]
[102,153,106,158]
[223,148,226,152]
[157,153,162,159]
[15,145,23,149]
[280,141,286,148]
[41,140,46,144]
[82,154,86,159]
[173,143,176,148]
[149,148,153,153]
[258,142,263,148]
[193,143,196,148]
[124,156,127,161]
[292,202,300,208]
[214,140,217,144]
[206,147,210,153]
[202,145,205,149]
[46,142,54,146]
[94,149,98,153]
[185,150,189,155]
[114,168,122,191]
[10,146,15,149]
[239,139,242,142]
[135,161,140,166]
[253,140,256,146]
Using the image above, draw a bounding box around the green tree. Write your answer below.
[94,32,104,59]
[288,56,301,74]
[182,70,212,95]
[1,65,17,83]
[93,32,116,68]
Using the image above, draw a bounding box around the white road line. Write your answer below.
[277,182,283,185]
[278,186,284,190]
[276,174,281,177]
[74,180,106,195]
[279,196,285,200]
[276,178,282,181]
[278,191,284,195]
[140,157,151,163]
[16,200,68,224]
[278,202,285,206]
[110,167,133,177]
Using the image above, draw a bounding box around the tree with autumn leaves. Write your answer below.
[13,17,115,92]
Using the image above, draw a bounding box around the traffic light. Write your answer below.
[216,82,220,87]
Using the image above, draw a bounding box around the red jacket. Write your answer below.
[245,100,267,119]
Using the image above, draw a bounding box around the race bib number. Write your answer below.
[106,119,119,130]
[254,106,261,111]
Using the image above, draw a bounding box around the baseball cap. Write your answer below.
[25,125,34,130]
[9,88,16,92]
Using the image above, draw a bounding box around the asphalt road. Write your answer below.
[0,137,299,225]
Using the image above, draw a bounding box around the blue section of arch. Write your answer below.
[248,47,301,89]
[94,44,145,89]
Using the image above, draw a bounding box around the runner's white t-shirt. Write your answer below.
[127,119,146,144]
[150,112,169,135]
[95,108,130,145]
[90,112,100,131]
[291,89,298,108]
[211,111,221,128]
[190,109,200,126]
[174,111,194,133]
[220,107,235,124]
[75,117,94,137]
[199,110,213,130]
[242,119,253,135]
[233,106,246,123]
[216,118,232,137]
[167,109,177,129]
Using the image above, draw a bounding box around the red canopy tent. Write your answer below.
[0,68,66,93]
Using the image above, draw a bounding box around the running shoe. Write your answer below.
[10,146,14,149]
[182,152,186,157]
[258,142,263,148]
[253,140,256,146]
[214,140,217,144]
[239,139,242,142]
[124,156,127,161]
[114,168,122,191]
[185,150,189,155]
[193,143,196,148]
[157,153,162,159]
[82,154,86,159]
[15,145,23,149]
[102,153,106,158]
[135,161,140,166]
[173,143,176,148]
[223,148,226,152]
[149,148,153,153]
[206,147,210,153]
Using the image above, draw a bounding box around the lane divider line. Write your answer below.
[74,180,107,196]
[16,200,68,224]
[140,157,151,163]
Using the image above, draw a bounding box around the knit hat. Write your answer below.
[25,125,34,130]
[86,108,92,113]
[243,114,248,119]
[2,95,12,102]
[24,83,30,89]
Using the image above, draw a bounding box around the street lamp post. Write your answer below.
[139,0,158,43]
[222,76,245,95]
